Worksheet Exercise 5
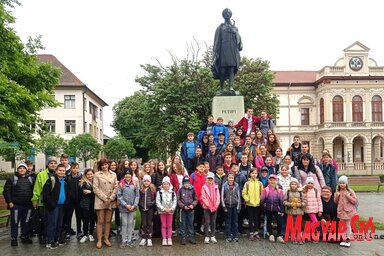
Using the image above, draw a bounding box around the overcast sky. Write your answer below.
[11,0,384,136]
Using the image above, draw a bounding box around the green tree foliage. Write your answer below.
[66,134,101,167]
[0,1,61,149]
[113,48,279,159]
[103,136,136,161]
[0,139,33,170]
[35,133,66,157]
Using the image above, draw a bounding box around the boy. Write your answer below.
[226,119,235,135]
[189,162,206,235]
[177,176,198,245]
[181,132,200,174]
[191,147,205,175]
[239,153,252,178]
[214,166,226,234]
[223,152,233,174]
[3,163,35,246]
[42,164,69,249]
[206,143,223,173]
[25,160,35,179]
[230,163,247,235]
[319,152,338,192]
[212,117,229,144]
[286,135,301,166]
[201,115,215,135]
[257,111,274,139]
[221,171,241,242]
[60,154,71,176]
[234,136,243,160]
[215,132,227,154]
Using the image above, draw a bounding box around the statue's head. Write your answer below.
[222,8,232,20]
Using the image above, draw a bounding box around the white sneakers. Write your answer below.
[162,239,167,246]
[210,237,217,243]
[276,236,285,243]
[167,238,173,246]
[147,239,152,247]
[88,235,95,242]
[269,235,275,242]
[139,239,146,246]
[79,236,88,243]
[340,240,351,247]
[204,237,210,244]
[162,239,172,246]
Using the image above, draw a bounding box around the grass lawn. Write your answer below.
[349,185,384,192]
[0,209,10,225]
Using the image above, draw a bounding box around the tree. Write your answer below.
[0,1,61,149]
[66,134,101,167]
[35,133,67,157]
[103,136,136,161]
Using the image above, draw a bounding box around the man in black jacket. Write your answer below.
[42,164,69,249]
[3,163,35,246]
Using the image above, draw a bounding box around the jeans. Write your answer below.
[238,203,246,233]
[121,211,135,242]
[10,205,32,239]
[203,209,217,237]
[247,206,261,234]
[225,206,238,239]
[180,210,194,238]
[194,203,203,232]
[82,208,96,236]
[47,205,64,243]
[140,208,154,239]
[160,214,173,239]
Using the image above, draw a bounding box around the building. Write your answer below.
[0,54,108,171]
[274,41,384,175]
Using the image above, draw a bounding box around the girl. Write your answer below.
[110,160,122,236]
[266,133,280,157]
[117,170,139,247]
[259,167,269,187]
[170,163,187,234]
[303,176,323,242]
[243,146,254,166]
[283,178,306,245]
[152,161,168,189]
[201,134,210,158]
[273,148,284,173]
[129,160,140,186]
[156,177,177,246]
[235,128,245,145]
[168,155,189,176]
[139,162,153,180]
[283,155,298,179]
[254,145,272,171]
[201,172,220,244]
[138,175,156,247]
[253,130,266,155]
[93,158,118,249]
[260,174,285,243]
[242,168,263,241]
[262,156,276,176]
[277,164,295,194]
[79,169,96,244]
[298,154,326,191]
[334,176,358,248]
[222,143,237,163]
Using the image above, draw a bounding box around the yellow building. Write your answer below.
[273,42,383,175]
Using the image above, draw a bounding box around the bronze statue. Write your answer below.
[212,8,243,95]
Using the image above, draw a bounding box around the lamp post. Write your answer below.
[371,127,373,175]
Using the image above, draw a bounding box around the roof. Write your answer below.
[37,54,85,86]
[273,71,317,84]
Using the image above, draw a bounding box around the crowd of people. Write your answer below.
[2,108,358,250]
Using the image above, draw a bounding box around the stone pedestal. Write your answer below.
[212,96,244,124]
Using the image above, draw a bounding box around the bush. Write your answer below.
[0,172,14,180]
[380,175,384,183]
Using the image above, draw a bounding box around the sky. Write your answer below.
[10,0,384,136]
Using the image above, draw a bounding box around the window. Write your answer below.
[45,120,56,133]
[64,95,75,109]
[352,95,363,122]
[65,120,76,133]
[301,108,310,125]
[372,95,383,122]
[89,102,98,121]
[319,98,324,124]
[100,109,103,121]
[100,129,103,140]
[332,95,344,122]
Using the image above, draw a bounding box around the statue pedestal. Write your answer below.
[212,96,244,124]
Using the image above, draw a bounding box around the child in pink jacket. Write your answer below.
[303,176,323,241]
[200,172,220,244]
[334,176,358,248]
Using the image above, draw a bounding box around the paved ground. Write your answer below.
[0,192,383,256]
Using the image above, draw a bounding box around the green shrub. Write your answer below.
[0,172,14,180]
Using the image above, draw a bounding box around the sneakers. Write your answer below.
[255,233,261,241]
[277,236,285,244]
[80,235,88,243]
[226,238,233,243]
[233,237,239,242]
[189,238,196,244]
[88,235,95,242]
[340,239,351,247]
[139,239,146,246]
[204,237,210,244]
[162,239,167,246]
[76,232,83,239]
[167,238,173,246]
[243,219,249,226]
[249,234,255,241]
[210,236,217,243]
[181,238,186,245]
[340,241,346,246]
[11,238,18,246]
[65,233,71,240]
[46,242,58,249]
[269,235,275,242]
[147,239,153,247]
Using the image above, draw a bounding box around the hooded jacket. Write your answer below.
[156,188,177,214]
[117,179,139,213]
[242,178,263,207]
[221,181,241,210]
[200,182,220,212]
[177,185,198,211]
[3,174,34,206]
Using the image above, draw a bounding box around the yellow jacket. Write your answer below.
[242,178,263,207]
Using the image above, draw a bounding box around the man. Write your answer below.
[235,108,261,136]
[257,111,274,140]
[295,141,314,167]
[25,160,36,179]
[320,186,338,242]
[32,157,58,245]
[181,132,200,174]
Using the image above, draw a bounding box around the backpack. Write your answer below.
[12,175,34,186]
[286,190,303,202]
[49,176,56,192]
[159,190,175,204]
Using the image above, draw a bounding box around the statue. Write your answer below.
[212,8,243,95]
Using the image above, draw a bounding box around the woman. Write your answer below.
[93,158,118,249]
[266,133,280,157]
[139,162,153,180]
[221,143,237,163]
[283,154,298,179]
[273,148,284,173]
[297,154,326,192]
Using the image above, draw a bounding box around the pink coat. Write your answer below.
[304,188,323,214]
[200,182,220,212]
[298,165,326,192]
[334,188,358,220]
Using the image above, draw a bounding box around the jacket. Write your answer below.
[79,181,94,211]
[42,175,69,210]
[277,174,295,193]
[304,188,322,214]
[177,185,198,211]
[200,182,220,211]
[206,151,223,172]
[170,173,186,194]
[3,174,34,206]
[151,171,167,189]
[242,178,263,207]
[321,195,338,221]
[221,181,241,210]
[117,179,139,213]
[235,115,261,135]
[138,187,156,211]
[234,172,247,193]
[298,166,326,192]
[93,170,118,210]
[214,173,226,191]
[211,123,229,144]
[319,163,337,192]
[32,168,55,206]
[283,189,306,216]
[66,172,82,204]
[286,143,301,165]
[190,171,206,202]
[181,140,200,163]
[239,163,252,178]
[260,184,284,213]
[334,188,358,220]
[156,188,177,214]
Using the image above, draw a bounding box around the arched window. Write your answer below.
[352,95,363,122]
[319,98,324,124]
[332,96,344,122]
[372,95,383,122]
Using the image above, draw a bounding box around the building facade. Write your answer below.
[0,54,108,171]
[274,42,384,175]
